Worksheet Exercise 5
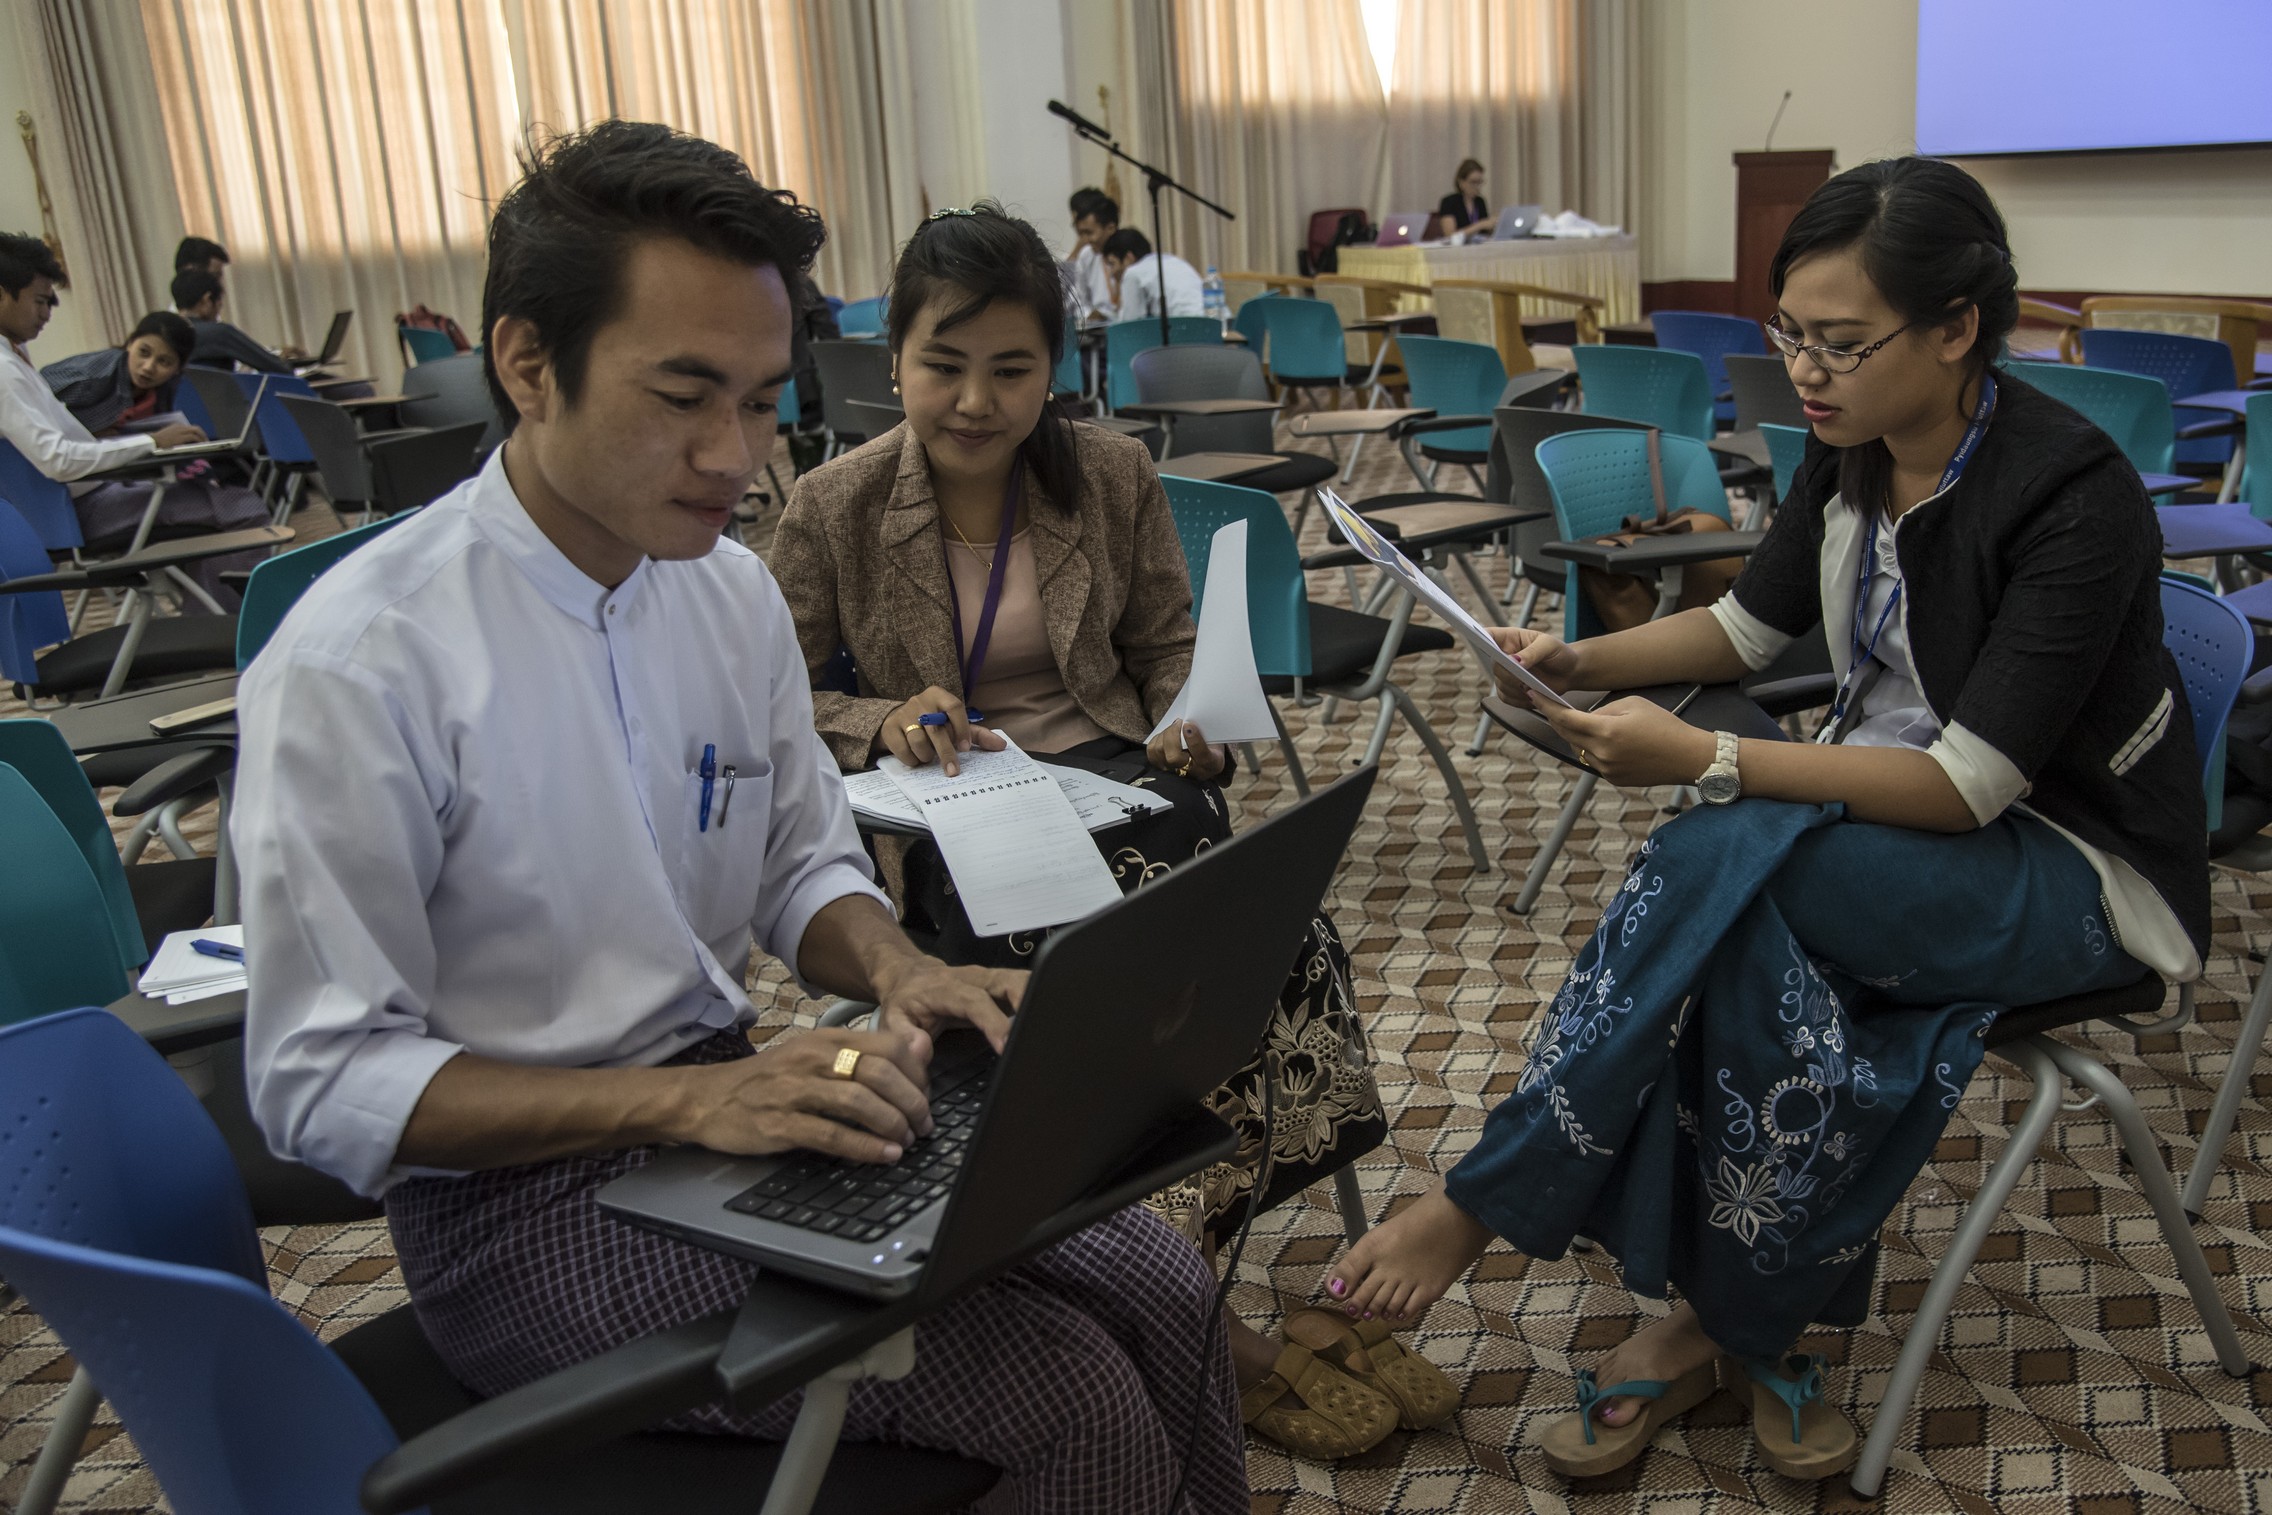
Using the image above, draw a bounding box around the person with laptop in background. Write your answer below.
[0,236,269,608]
[1103,228,1206,321]
[1434,159,1491,239]
[1065,187,1119,320]
[232,123,1248,1513]
[171,267,300,374]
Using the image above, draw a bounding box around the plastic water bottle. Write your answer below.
[1202,265,1228,330]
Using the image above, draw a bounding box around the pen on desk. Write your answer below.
[191,938,245,962]
[718,764,736,827]
[699,743,717,832]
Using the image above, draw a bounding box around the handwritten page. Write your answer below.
[844,764,1168,835]
[1317,487,1573,709]
[880,738,1124,936]
[1149,519,1279,743]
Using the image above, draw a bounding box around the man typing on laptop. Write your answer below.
[234,122,1247,1512]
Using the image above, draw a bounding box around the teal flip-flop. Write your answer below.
[1729,1352,1857,1479]
[1537,1359,1720,1477]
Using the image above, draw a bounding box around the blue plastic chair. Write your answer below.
[0,438,87,553]
[1250,298,1353,396]
[0,775,131,1023]
[2004,360,2186,492]
[235,370,323,467]
[1394,335,1506,457]
[2241,391,2272,521]
[2160,574,2252,835]
[2083,328,2237,467]
[1572,345,1716,441]
[1103,317,1222,413]
[1648,312,1767,427]
[1533,430,1733,641]
[397,324,458,365]
[836,296,887,338]
[1758,422,1809,505]
[236,512,415,669]
[0,494,72,687]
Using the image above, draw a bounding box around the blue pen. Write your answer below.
[191,938,245,962]
[698,743,717,832]
[916,709,986,728]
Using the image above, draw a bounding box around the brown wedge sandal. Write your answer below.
[1536,1360,1719,1478]
[1281,1307,1460,1431]
[1240,1341,1398,1460]
[1727,1353,1857,1480]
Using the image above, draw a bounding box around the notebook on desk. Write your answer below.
[599,766,1377,1301]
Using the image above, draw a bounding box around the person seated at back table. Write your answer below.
[231,123,1250,1514]
[1065,187,1119,320]
[171,267,300,373]
[1435,158,1491,240]
[1102,228,1205,322]
[773,201,1450,1462]
[1318,156,2207,1483]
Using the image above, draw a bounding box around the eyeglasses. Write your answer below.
[1764,319,1914,375]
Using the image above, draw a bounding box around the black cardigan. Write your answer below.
[1729,370,2209,958]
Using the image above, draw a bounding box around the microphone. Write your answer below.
[1047,99,1111,138]
[1764,90,1793,153]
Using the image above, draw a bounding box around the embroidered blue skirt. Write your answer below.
[1445,799,2144,1357]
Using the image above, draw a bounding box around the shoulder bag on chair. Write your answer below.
[1576,430,1745,634]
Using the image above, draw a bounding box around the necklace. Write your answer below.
[942,510,995,561]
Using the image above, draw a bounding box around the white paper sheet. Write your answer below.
[1316,487,1573,709]
[843,764,1169,835]
[141,924,247,997]
[1148,519,1279,744]
[879,738,1125,936]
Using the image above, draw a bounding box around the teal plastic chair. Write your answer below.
[1759,421,1810,504]
[1533,430,1733,641]
[397,325,458,365]
[1233,292,1286,353]
[0,764,129,1023]
[1104,317,1222,412]
[836,296,887,337]
[778,377,802,428]
[1252,298,1354,399]
[1394,335,1506,457]
[1160,477,1311,682]
[236,513,415,669]
[0,719,149,972]
[1572,345,1715,441]
[2004,361,2189,495]
[1052,341,1085,403]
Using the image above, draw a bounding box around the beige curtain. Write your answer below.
[1386,0,1640,238]
[1130,0,1387,275]
[139,0,519,384]
[13,1,186,345]
[508,0,922,301]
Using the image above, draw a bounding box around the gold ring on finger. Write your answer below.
[831,1047,863,1081]
[903,722,926,736]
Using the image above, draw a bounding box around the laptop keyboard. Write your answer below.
[723,1059,992,1244]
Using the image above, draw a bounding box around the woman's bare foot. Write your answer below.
[1585,1301,1720,1429]
[1322,1186,1494,1323]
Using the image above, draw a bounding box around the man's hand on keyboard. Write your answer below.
[873,956,1024,1054]
[677,1026,934,1165]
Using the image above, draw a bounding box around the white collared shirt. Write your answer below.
[1115,253,1206,322]
[0,339,154,481]
[1068,244,1115,320]
[233,449,889,1196]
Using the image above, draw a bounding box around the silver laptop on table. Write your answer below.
[1493,204,1545,240]
[152,374,270,460]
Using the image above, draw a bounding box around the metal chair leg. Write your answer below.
[1851,1040,2066,1498]
[1385,683,1488,872]
[759,1327,917,1515]
[2183,958,2272,1217]
[16,1365,100,1515]
[2036,1037,2249,1377]
[1269,701,1310,798]
[1512,773,1595,915]
[1333,1165,1368,1246]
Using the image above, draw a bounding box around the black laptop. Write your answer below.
[293,310,352,371]
[599,767,1377,1301]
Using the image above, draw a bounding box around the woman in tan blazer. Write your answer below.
[774,204,1449,1459]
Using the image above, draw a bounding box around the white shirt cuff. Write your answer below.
[289,1030,467,1198]
[1708,596,1794,673]
[1926,720,2029,827]
[770,864,895,999]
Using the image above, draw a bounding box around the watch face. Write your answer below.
[1699,770,1741,804]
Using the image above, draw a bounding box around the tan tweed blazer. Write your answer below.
[771,421,1197,770]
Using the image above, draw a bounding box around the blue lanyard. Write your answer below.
[946,468,1023,697]
[1823,372,1996,736]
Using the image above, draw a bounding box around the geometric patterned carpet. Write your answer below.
[5,427,2270,1514]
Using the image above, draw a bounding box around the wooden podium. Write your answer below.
[1733,150,1835,321]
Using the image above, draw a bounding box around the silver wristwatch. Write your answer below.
[1697,730,1742,805]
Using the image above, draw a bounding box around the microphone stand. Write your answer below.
[1049,102,1234,350]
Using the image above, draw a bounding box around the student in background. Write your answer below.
[231,125,1248,1513]
[1065,187,1118,319]
[1102,228,1203,322]
[43,310,197,434]
[776,203,1439,1461]
[1434,159,1491,239]
[1322,157,2204,1482]
[174,235,230,276]
[171,267,300,373]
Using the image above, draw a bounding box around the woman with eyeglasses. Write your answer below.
[1318,157,2206,1480]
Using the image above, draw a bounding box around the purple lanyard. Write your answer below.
[946,468,1023,696]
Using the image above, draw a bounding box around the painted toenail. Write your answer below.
[1328,1279,1344,1296]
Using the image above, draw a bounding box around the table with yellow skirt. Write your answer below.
[1333,236,1641,376]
